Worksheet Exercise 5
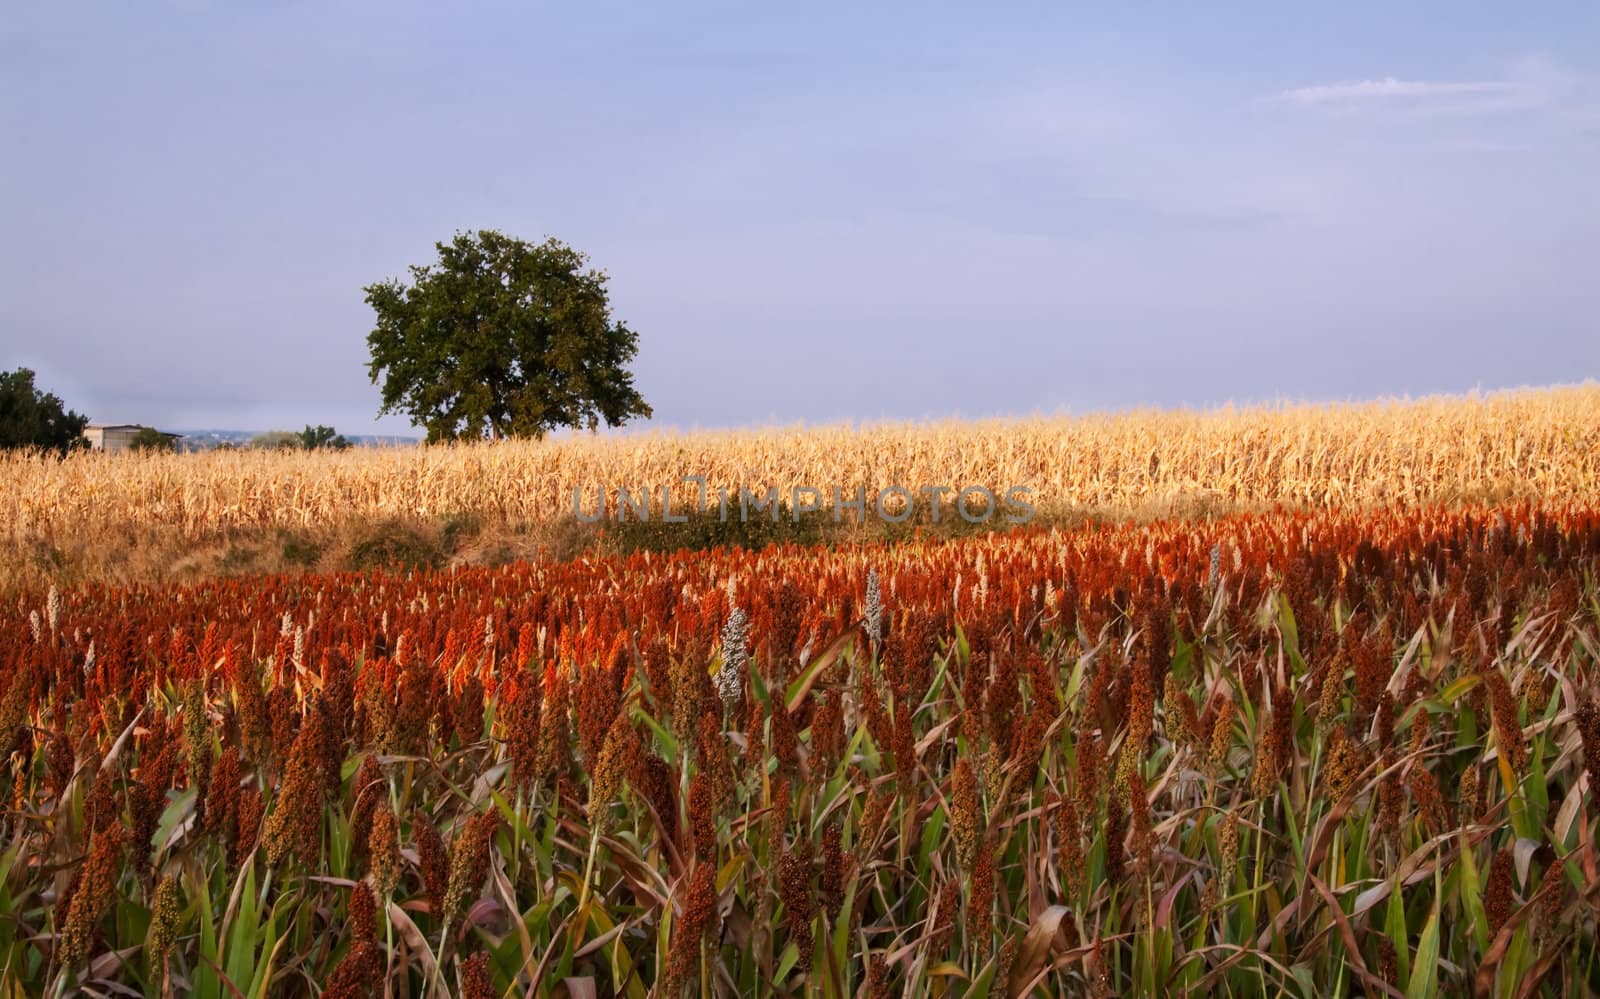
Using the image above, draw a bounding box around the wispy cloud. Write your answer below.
[1275,77,1514,105]
[1266,61,1586,120]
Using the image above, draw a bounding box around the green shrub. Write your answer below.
[598,502,829,555]
[347,521,443,572]
[279,531,323,568]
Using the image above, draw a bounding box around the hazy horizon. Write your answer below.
[5,2,1597,436]
[140,380,1593,443]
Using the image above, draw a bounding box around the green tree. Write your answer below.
[364,230,652,442]
[128,427,177,453]
[0,367,89,456]
[298,425,352,450]
[249,430,301,450]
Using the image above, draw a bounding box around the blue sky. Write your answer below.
[3,2,1597,435]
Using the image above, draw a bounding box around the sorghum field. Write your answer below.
[4,391,1600,997]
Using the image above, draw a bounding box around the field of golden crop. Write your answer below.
[3,386,1598,546]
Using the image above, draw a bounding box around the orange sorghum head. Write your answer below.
[147,875,182,965]
[1485,670,1527,773]
[1208,699,1235,776]
[665,860,719,994]
[461,951,495,999]
[443,810,499,924]
[348,882,379,944]
[951,758,980,871]
[779,842,815,970]
[368,804,401,899]
[60,824,125,971]
[1485,846,1516,938]
[413,809,449,908]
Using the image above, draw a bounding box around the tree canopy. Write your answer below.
[298,425,351,450]
[364,230,652,442]
[0,368,89,456]
[128,427,177,453]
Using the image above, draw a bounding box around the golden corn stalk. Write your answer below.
[2,385,1596,543]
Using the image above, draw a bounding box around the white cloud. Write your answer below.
[1274,77,1514,105]
[1265,61,1588,120]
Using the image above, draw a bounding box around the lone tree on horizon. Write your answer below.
[363,230,652,443]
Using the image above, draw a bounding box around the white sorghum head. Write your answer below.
[717,605,749,706]
[864,570,882,644]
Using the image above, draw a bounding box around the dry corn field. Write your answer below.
[5,501,1600,996]
[4,387,1599,548]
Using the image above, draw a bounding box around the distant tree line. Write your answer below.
[244,426,353,451]
[1,368,358,456]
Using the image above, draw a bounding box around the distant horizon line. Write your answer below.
[172,430,419,439]
[135,379,1600,443]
